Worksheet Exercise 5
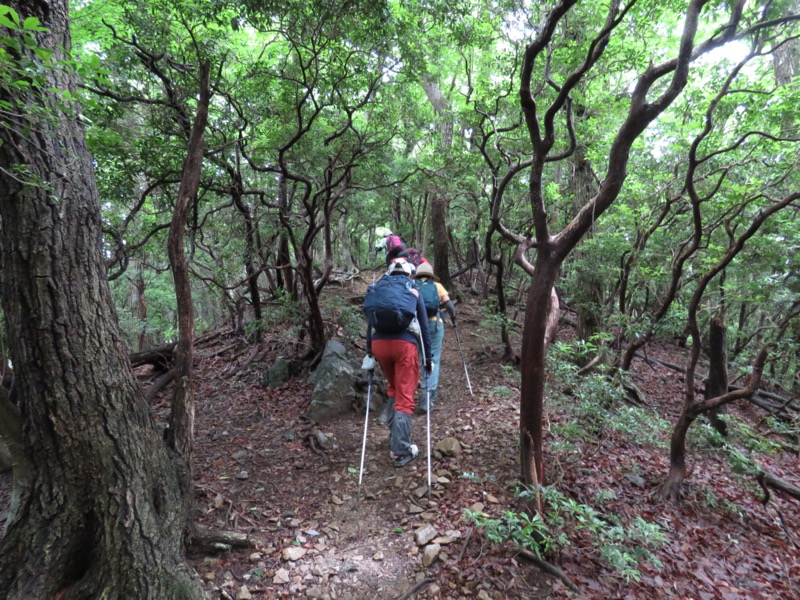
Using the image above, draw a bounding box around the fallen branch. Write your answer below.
[129,343,176,369]
[457,527,473,562]
[394,578,432,600]
[515,546,580,593]
[756,472,799,550]
[145,368,176,403]
[757,471,800,502]
[637,354,798,416]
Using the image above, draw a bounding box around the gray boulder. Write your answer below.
[306,340,360,421]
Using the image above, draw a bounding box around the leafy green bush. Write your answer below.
[465,486,665,582]
[692,415,784,476]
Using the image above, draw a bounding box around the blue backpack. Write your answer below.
[416,278,440,318]
[364,275,418,334]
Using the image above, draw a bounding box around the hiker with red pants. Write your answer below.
[363,258,432,467]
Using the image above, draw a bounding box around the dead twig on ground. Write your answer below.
[395,578,432,600]
[457,527,473,562]
[756,471,799,550]
[515,546,580,593]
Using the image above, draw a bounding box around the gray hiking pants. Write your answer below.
[390,411,415,458]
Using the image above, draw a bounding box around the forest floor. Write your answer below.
[1,274,799,599]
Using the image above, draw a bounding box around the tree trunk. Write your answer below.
[131,257,152,351]
[231,185,263,341]
[0,2,203,596]
[706,315,729,435]
[422,78,456,292]
[660,411,693,501]
[276,173,295,299]
[570,149,603,347]
[519,257,560,486]
[431,195,456,291]
[165,61,210,491]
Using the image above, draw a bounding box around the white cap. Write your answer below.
[387,257,414,276]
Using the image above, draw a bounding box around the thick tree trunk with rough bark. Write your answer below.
[0,1,204,597]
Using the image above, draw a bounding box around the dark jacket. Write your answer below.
[366,286,432,367]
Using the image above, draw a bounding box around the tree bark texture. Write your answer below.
[0,1,203,597]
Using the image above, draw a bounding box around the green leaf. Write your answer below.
[23,16,44,31]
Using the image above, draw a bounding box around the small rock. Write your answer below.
[235,470,250,480]
[477,590,491,600]
[413,486,428,498]
[203,572,215,581]
[414,524,438,546]
[486,494,499,503]
[422,543,441,567]
[624,473,646,488]
[249,552,262,562]
[273,568,290,584]
[235,585,252,600]
[214,494,225,509]
[469,502,485,512]
[434,437,462,456]
[331,495,344,505]
[408,504,425,514]
[432,536,456,545]
[373,551,384,561]
[282,547,308,561]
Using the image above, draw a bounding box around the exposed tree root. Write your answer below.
[757,471,800,503]
[756,472,799,550]
[656,479,684,502]
[187,524,257,554]
[515,546,580,593]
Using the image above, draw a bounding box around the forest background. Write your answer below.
[0,0,799,598]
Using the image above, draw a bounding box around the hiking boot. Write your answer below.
[394,444,419,467]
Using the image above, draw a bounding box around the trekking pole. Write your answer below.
[453,324,474,396]
[358,368,374,487]
[424,368,432,497]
